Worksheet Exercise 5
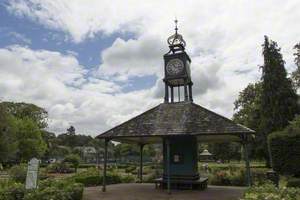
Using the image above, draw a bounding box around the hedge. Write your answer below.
[287,178,300,188]
[269,118,300,176]
[71,168,135,187]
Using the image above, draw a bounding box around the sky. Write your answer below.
[0,0,300,136]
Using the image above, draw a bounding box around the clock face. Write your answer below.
[166,59,184,76]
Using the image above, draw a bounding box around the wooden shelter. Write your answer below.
[97,21,254,193]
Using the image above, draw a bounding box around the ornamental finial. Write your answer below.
[174,18,178,34]
[167,18,186,48]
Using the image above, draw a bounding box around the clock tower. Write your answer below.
[164,19,193,103]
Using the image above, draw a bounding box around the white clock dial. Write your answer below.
[166,59,184,76]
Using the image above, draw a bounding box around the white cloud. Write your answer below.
[3,0,300,134]
[0,45,161,135]
[98,35,167,81]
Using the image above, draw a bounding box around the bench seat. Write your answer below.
[154,177,208,190]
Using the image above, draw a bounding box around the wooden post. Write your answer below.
[243,141,251,186]
[139,144,144,183]
[102,139,108,192]
[188,84,193,102]
[166,138,171,194]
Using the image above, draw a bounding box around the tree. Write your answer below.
[0,104,18,164]
[208,142,241,162]
[233,82,265,159]
[56,128,94,148]
[291,43,300,89]
[16,118,47,162]
[67,126,76,135]
[0,102,48,129]
[259,36,298,165]
[233,82,262,130]
[63,154,80,172]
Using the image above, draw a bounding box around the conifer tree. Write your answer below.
[260,36,298,165]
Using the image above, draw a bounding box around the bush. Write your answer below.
[269,117,300,177]
[73,175,101,187]
[0,182,25,200]
[0,179,84,200]
[124,166,136,174]
[241,183,300,200]
[287,178,300,188]
[208,167,268,186]
[121,175,135,183]
[143,173,157,183]
[8,164,27,183]
[25,180,83,200]
[46,162,74,173]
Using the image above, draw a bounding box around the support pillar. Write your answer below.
[243,141,251,187]
[178,86,180,102]
[139,144,144,183]
[166,138,171,194]
[102,139,108,192]
[188,84,193,102]
[170,86,174,103]
[164,83,169,103]
[184,80,188,101]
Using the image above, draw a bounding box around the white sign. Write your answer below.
[25,158,39,189]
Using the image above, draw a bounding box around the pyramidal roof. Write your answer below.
[97,102,254,143]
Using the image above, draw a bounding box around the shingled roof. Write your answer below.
[97,102,254,144]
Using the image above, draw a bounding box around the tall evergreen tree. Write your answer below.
[260,36,298,165]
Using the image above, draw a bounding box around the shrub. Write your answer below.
[251,168,268,186]
[208,167,268,186]
[269,117,300,177]
[0,178,84,200]
[143,173,157,183]
[121,175,135,183]
[287,178,300,188]
[241,183,300,200]
[0,182,25,200]
[8,164,27,183]
[25,180,83,200]
[124,166,136,174]
[46,162,74,173]
[74,176,100,187]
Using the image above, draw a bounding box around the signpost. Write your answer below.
[25,158,39,189]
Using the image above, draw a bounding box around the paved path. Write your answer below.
[83,183,245,200]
